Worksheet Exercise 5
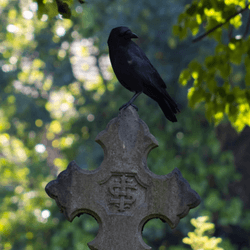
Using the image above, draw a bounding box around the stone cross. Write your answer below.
[45,106,200,250]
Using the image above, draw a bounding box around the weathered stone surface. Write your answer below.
[45,106,200,250]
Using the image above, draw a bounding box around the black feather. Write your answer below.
[108,26,180,122]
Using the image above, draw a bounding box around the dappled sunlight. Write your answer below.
[23,10,34,20]
[0,111,10,131]
[70,38,112,101]
[0,0,248,249]
[41,209,50,219]
[70,39,99,81]
[35,144,46,153]
[0,135,28,163]
[53,158,69,172]
[87,114,95,122]
[56,26,66,37]
[45,88,78,120]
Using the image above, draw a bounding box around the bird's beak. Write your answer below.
[124,30,138,39]
[130,33,138,39]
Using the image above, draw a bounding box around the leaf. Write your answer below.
[216,87,226,98]
[207,79,217,92]
[56,0,71,19]
[186,4,197,16]
[179,69,191,86]
[245,90,250,101]
[226,93,235,103]
[228,103,238,119]
[205,56,216,69]
[36,0,46,19]
[229,14,242,29]
[188,87,205,108]
[172,25,180,36]
[189,60,201,71]
[214,112,224,125]
[245,57,250,86]
[205,102,214,122]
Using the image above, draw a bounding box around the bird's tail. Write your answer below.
[157,95,180,122]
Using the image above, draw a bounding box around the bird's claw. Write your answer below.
[131,104,138,111]
[119,103,138,111]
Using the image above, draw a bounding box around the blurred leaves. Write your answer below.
[0,0,247,250]
[35,0,74,19]
[174,0,250,132]
[183,216,223,250]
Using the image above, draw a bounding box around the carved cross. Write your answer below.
[45,106,200,250]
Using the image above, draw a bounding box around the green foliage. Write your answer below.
[35,0,74,19]
[0,0,247,250]
[174,0,250,132]
[183,216,223,250]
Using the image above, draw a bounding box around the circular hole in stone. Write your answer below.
[142,218,183,249]
[142,218,166,249]
[72,213,99,247]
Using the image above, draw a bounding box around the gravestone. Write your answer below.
[45,106,201,250]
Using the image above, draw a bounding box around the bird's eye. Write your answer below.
[124,30,130,36]
[118,30,129,37]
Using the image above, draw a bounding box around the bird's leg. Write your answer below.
[119,91,142,111]
[120,103,139,111]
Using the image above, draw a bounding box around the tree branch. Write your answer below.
[193,4,249,43]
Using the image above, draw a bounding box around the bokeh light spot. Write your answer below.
[35,144,46,153]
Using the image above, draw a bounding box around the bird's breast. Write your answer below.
[110,50,144,92]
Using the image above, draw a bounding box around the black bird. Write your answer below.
[107,26,180,122]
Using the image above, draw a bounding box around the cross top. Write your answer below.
[45,106,200,250]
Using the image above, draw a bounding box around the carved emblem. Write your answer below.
[100,172,148,214]
[109,174,137,212]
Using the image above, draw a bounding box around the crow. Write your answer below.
[107,26,180,122]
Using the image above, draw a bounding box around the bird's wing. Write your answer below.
[128,42,167,89]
